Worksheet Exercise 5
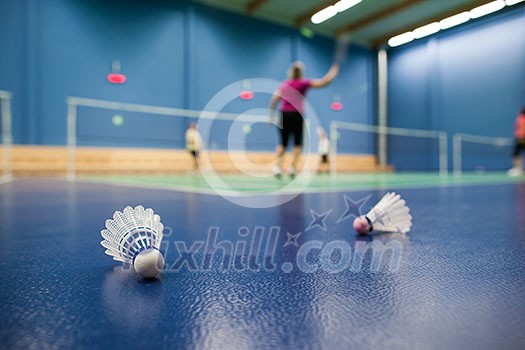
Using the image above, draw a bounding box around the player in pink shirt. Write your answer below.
[269,61,339,178]
[508,106,525,177]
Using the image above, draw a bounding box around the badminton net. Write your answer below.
[66,97,284,178]
[452,133,513,175]
[330,121,448,175]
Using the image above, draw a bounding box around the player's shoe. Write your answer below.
[288,167,296,180]
[507,168,523,177]
[273,166,282,179]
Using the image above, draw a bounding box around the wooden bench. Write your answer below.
[6,145,392,176]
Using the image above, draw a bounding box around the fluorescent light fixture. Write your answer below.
[386,0,517,47]
[311,0,363,24]
[470,0,505,19]
[334,0,363,12]
[413,22,440,39]
[311,6,337,24]
[505,0,525,5]
[388,32,415,47]
[439,12,471,29]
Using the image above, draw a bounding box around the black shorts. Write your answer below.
[189,150,199,158]
[321,154,329,163]
[279,111,304,147]
[513,138,525,157]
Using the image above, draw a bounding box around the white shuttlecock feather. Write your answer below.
[353,192,412,235]
[101,205,165,278]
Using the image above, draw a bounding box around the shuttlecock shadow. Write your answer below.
[357,230,409,238]
[354,231,411,244]
[102,266,164,330]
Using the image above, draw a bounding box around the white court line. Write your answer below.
[75,176,312,197]
[70,174,524,198]
[75,177,222,196]
[0,175,13,186]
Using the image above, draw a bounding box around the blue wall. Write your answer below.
[388,5,525,171]
[0,0,375,153]
[1,0,523,165]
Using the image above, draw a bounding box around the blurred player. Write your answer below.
[318,130,331,174]
[269,61,339,179]
[508,106,525,177]
[185,122,202,175]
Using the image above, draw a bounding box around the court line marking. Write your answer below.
[0,175,13,186]
[75,177,221,196]
[72,174,525,197]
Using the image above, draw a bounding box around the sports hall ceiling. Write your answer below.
[190,0,507,47]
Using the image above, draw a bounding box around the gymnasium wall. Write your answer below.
[388,5,525,171]
[0,0,375,154]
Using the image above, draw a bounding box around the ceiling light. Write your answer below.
[413,22,440,39]
[311,0,363,24]
[387,0,515,47]
[439,12,471,29]
[388,32,415,47]
[311,6,338,24]
[505,0,525,5]
[334,0,363,12]
[470,0,505,19]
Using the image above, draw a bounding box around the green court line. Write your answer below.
[79,172,525,195]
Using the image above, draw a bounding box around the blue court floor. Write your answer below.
[0,177,524,349]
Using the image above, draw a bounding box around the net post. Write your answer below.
[67,97,77,181]
[329,121,337,176]
[438,131,448,176]
[377,48,388,168]
[1,91,13,180]
[453,133,462,176]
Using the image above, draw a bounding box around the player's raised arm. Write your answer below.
[310,63,339,88]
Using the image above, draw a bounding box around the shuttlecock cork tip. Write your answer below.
[353,216,370,235]
[133,248,164,279]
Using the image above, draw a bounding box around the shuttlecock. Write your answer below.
[100,205,165,279]
[353,192,412,235]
